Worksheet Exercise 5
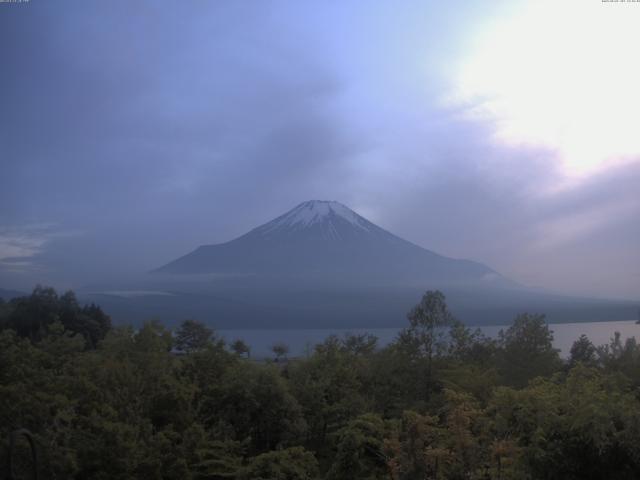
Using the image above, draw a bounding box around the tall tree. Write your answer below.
[4,285,60,341]
[231,338,251,358]
[398,290,453,395]
[272,342,290,362]
[569,334,598,367]
[1,286,110,347]
[326,414,389,480]
[174,319,214,353]
[498,313,561,387]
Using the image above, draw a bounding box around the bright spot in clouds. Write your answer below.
[451,0,640,177]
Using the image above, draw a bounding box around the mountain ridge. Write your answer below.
[62,200,636,328]
[154,200,511,289]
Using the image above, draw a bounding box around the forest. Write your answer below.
[1,286,640,479]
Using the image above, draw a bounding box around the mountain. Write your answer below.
[79,200,636,329]
[155,200,510,288]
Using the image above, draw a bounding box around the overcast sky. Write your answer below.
[1,0,639,299]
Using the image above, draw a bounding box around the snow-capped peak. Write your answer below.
[256,200,373,237]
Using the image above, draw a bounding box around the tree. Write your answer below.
[439,390,486,479]
[341,333,378,356]
[326,414,389,480]
[59,291,111,348]
[190,437,246,479]
[8,283,640,479]
[0,286,110,347]
[272,342,290,362]
[202,363,306,453]
[239,447,319,480]
[78,303,111,348]
[569,334,597,367]
[135,320,174,353]
[405,290,453,359]
[4,285,60,341]
[289,337,370,451]
[497,313,561,387]
[447,320,496,365]
[384,410,449,480]
[174,319,214,353]
[396,290,453,398]
[489,366,640,479]
[231,339,251,358]
[597,332,640,386]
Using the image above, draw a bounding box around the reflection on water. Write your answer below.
[220,320,640,359]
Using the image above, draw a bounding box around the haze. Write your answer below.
[1,0,639,300]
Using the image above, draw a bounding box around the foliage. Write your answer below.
[497,313,562,387]
[395,290,455,402]
[1,286,639,479]
[569,334,598,367]
[272,342,290,362]
[175,319,215,353]
[326,414,388,480]
[0,286,111,347]
[239,447,319,480]
[231,339,251,358]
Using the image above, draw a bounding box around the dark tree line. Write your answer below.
[0,285,110,347]
[1,287,640,479]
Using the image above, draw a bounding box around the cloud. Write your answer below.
[0,224,80,272]
[344,99,640,298]
[449,0,640,177]
[0,1,638,299]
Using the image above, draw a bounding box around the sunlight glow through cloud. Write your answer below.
[450,0,640,178]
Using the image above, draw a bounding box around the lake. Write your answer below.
[219,320,640,359]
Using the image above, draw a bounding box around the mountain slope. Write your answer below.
[87,200,637,328]
[155,200,509,288]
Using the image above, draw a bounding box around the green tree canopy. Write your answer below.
[497,313,561,387]
[231,338,251,358]
[174,319,215,353]
[0,286,111,348]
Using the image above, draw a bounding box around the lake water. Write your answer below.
[219,320,640,359]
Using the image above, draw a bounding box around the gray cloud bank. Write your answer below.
[0,0,638,299]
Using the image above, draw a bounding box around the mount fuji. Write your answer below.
[155,200,509,288]
[78,201,636,328]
